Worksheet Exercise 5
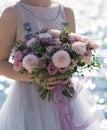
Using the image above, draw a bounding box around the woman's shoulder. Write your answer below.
[0,5,18,22]
[62,5,76,32]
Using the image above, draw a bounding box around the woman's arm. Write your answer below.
[64,7,76,33]
[0,6,70,89]
[0,6,32,82]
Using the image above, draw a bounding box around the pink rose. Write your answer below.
[69,37,76,44]
[26,38,36,47]
[69,33,83,42]
[47,62,58,76]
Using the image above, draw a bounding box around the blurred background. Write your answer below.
[0,0,107,128]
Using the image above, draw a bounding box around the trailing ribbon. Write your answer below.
[52,82,97,130]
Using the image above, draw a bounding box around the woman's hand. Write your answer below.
[35,74,71,90]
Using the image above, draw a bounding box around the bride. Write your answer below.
[0,0,105,129]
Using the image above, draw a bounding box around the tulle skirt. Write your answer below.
[0,78,105,130]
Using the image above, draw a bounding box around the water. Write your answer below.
[0,0,107,128]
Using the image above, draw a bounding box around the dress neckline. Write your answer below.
[18,1,61,10]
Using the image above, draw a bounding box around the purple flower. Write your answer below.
[47,62,58,76]
[14,51,23,61]
[22,49,29,55]
[69,37,76,44]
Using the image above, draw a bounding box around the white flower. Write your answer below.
[72,42,86,56]
[52,50,71,68]
[26,38,36,47]
[22,54,39,73]
[39,33,52,39]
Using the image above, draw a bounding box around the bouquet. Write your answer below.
[12,26,100,100]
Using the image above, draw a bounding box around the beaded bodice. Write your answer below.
[16,2,67,41]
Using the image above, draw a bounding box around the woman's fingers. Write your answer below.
[46,79,71,90]
[47,79,63,86]
[47,85,57,90]
[62,78,71,85]
[48,76,62,82]
[47,78,71,86]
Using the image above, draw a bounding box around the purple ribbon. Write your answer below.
[52,82,97,130]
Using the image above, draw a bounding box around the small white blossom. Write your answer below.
[39,33,52,39]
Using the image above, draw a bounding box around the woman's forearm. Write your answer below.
[0,60,31,82]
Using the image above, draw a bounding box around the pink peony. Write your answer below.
[48,29,61,38]
[22,54,39,73]
[72,42,86,56]
[14,51,23,61]
[47,62,58,76]
[52,50,71,68]
[26,38,36,47]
